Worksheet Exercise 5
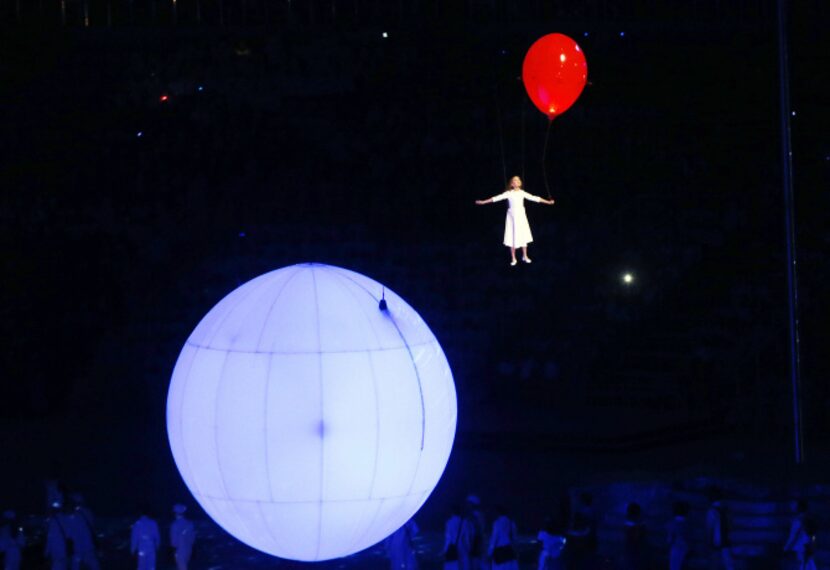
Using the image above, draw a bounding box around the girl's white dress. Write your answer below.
[491,189,544,248]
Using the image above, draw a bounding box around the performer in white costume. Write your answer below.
[66,494,100,570]
[169,504,195,570]
[476,176,555,266]
[386,520,419,570]
[443,505,475,570]
[131,511,160,570]
[0,511,25,570]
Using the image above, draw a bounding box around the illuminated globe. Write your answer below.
[166,263,457,561]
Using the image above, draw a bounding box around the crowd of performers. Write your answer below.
[0,480,195,570]
[0,485,818,569]
[386,490,819,570]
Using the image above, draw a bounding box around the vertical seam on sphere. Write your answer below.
[311,266,324,561]
[443,349,457,465]
[254,266,303,352]
[263,353,274,503]
[389,321,426,452]
[324,268,383,500]
[255,500,290,557]
[175,347,202,499]
[366,351,381,499]
[254,267,303,506]
[346,497,386,556]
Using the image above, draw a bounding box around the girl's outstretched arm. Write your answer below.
[475,191,508,205]
[523,191,555,205]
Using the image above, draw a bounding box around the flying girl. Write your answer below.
[475,175,555,266]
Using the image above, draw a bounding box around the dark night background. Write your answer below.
[1,0,829,567]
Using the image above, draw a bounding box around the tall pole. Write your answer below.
[776,0,803,464]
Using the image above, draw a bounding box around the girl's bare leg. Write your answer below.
[522,246,531,262]
[510,247,517,265]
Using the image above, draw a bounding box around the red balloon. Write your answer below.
[522,33,588,120]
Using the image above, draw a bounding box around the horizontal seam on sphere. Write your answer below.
[184,340,437,355]
[192,492,429,504]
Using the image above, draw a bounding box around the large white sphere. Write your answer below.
[166,263,457,561]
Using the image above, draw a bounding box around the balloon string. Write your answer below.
[542,117,554,200]
[520,101,526,181]
[494,87,508,188]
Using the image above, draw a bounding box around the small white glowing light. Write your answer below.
[623,273,634,284]
[382,32,388,38]
[136,131,143,138]
[620,31,626,37]
[167,264,456,562]
[791,111,796,116]
[560,54,567,63]
[583,32,589,37]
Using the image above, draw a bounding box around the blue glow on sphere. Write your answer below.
[167,263,457,562]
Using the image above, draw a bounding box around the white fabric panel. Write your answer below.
[265,353,323,503]
[371,347,424,498]
[166,345,196,487]
[410,343,457,492]
[189,272,275,350]
[257,268,321,353]
[315,268,383,353]
[215,352,270,501]
[257,502,322,561]
[179,348,226,498]
[321,351,379,501]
